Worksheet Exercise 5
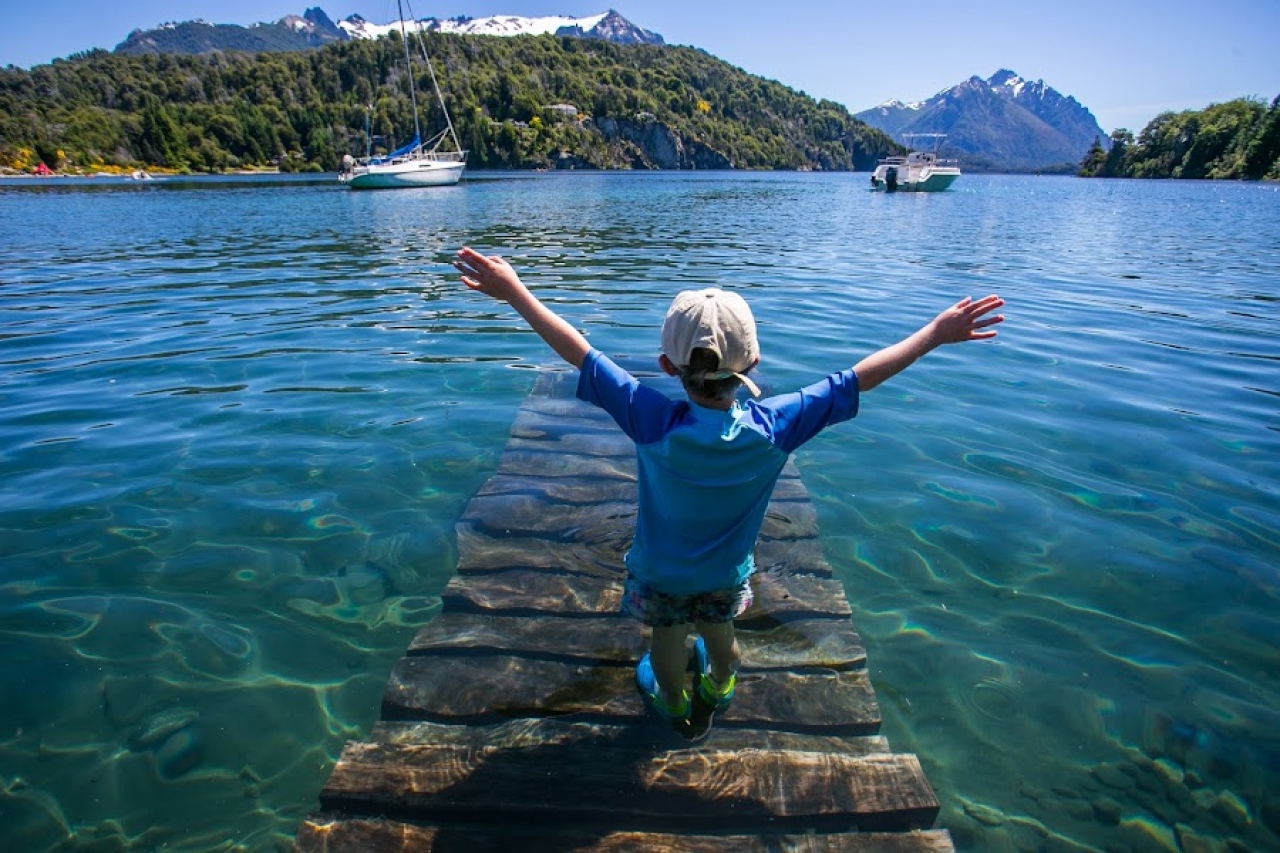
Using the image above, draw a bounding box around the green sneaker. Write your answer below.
[693,636,736,711]
[686,637,736,741]
[636,652,689,727]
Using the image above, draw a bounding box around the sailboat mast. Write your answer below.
[418,30,463,153]
[401,0,462,154]
[397,0,422,146]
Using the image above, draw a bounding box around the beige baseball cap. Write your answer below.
[661,288,761,397]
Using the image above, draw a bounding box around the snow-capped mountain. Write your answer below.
[339,13,607,40]
[340,10,660,44]
[855,69,1107,172]
[114,8,662,56]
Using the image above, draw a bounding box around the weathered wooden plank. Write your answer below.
[294,817,955,852]
[440,567,620,614]
[317,743,935,831]
[476,473,638,503]
[453,526,833,579]
[494,417,803,479]
[406,613,866,671]
[526,373,585,402]
[498,444,831,513]
[460,494,818,543]
[767,475,809,501]
[748,570,851,619]
[761,501,820,540]
[736,618,865,669]
[407,612,639,660]
[519,395,614,417]
[368,719,890,756]
[440,567,851,620]
[754,537,834,577]
[523,362,780,403]
[507,433,634,458]
[454,526,625,576]
[493,445,807,486]
[384,656,880,733]
[511,407,623,438]
[496,449,638,480]
[526,363,681,403]
[461,496,637,539]
[474,473,805,508]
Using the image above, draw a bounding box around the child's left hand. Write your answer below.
[454,247,527,302]
[929,295,1005,345]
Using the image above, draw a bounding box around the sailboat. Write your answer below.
[339,0,467,189]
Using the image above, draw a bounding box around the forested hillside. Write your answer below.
[1079,96,1280,180]
[0,33,897,173]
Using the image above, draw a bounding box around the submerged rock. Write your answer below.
[1091,796,1123,825]
[1210,789,1252,831]
[962,799,1006,826]
[336,562,389,605]
[154,726,203,779]
[128,708,198,751]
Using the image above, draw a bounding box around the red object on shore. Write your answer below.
[32,162,53,175]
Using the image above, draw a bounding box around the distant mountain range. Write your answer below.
[856,70,1107,173]
[113,7,663,56]
[111,13,1101,173]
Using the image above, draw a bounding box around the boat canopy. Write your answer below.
[369,135,421,164]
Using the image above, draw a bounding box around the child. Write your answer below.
[453,246,1004,738]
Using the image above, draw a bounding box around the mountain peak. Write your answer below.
[876,98,922,112]
[115,8,662,56]
[570,9,664,44]
[338,9,661,45]
[856,70,1107,172]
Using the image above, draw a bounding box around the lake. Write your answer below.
[1,171,1277,851]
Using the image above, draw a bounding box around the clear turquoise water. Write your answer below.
[1,172,1277,851]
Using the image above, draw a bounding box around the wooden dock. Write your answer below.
[294,366,953,852]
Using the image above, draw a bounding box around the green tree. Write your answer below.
[138,95,187,168]
[1242,95,1280,180]
[1078,135,1107,176]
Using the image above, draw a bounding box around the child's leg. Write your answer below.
[649,623,692,708]
[695,620,740,682]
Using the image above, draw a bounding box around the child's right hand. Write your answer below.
[454,247,527,302]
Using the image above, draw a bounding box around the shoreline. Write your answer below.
[0,168,282,178]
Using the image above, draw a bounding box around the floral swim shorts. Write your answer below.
[621,575,754,628]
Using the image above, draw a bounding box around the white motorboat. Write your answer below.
[870,133,960,192]
[339,0,467,189]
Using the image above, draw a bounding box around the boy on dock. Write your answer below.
[453,246,1004,739]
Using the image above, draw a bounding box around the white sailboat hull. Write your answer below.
[342,154,466,189]
[338,0,467,191]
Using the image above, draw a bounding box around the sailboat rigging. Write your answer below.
[339,0,467,189]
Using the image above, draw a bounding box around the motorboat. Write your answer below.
[870,133,960,192]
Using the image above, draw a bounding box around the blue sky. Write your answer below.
[4,0,1277,133]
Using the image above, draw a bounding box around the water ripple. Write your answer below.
[1,172,1278,852]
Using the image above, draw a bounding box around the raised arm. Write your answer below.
[853,295,1004,392]
[453,247,591,369]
